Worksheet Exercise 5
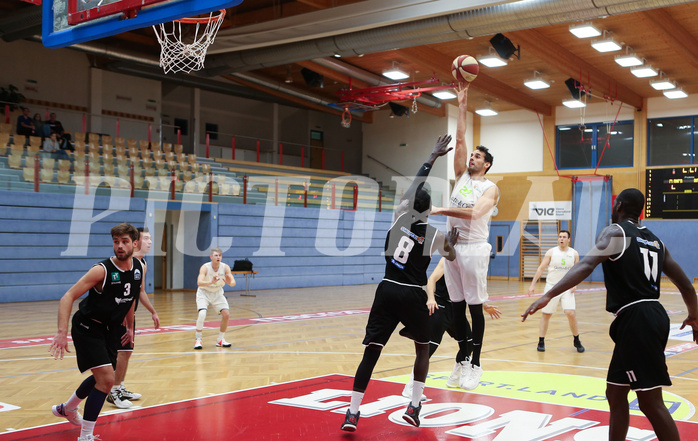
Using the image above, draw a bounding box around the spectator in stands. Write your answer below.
[47,112,74,151]
[16,107,34,139]
[34,113,51,139]
[43,132,69,159]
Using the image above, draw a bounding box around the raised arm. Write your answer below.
[395,134,452,220]
[454,84,470,180]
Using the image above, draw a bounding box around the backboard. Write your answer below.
[43,0,243,49]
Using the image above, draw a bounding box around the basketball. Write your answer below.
[451,55,479,83]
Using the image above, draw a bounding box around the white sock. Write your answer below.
[218,332,225,341]
[349,391,364,414]
[80,420,96,438]
[65,392,83,410]
[412,381,425,407]
[195,331,202,340]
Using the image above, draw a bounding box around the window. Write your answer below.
[556,121,633,169]
[647,116,694,166]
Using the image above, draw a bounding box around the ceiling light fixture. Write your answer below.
[433,91,457,100]
[631,63,658,78]
[383,61,409,80]
[615,55,642,67]
[650,73,676,91]
[524,71,550,89]
[663,88,688,99]
[562,99,586,108]
[477,47,508,67]
[569,22,602,39]
[475,101,498,116]
[591,30,622,52]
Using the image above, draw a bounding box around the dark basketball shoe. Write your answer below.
[341,409,360,432]
[402,402,422,427]
[574,337,585,353]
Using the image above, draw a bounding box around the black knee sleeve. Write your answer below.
[353,345,382,392]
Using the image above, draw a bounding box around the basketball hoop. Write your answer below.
[152,9,226,74]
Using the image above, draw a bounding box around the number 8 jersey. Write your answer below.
[602,220,665,314]
[384,212,439,287]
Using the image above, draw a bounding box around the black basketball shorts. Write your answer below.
[607,300,671,391]
[71,311,118,374]
[363,280,430,346]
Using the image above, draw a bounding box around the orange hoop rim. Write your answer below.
[174,9,226,24]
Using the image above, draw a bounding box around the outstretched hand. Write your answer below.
[484,303,502,319]
[49,333,70,360]
[454,83,470,104]
[521,295,551,322]
[432,134,453,158]
[680,315,698,344]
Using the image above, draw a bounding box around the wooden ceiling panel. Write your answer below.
[3,1,698,119]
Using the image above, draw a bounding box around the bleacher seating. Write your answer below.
[13,135,26,148]
[40,158,55,183]
[0,133,10,150]
[8,144,23,169]
[0,133,395,211]
[57,159,71,184]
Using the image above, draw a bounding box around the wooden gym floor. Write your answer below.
[0,280,697,440]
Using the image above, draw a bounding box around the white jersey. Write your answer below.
[546,246,576,285]
[447,172,498,243]
[198,262,227,294]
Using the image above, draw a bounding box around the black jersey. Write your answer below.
[78,257,143,325]
[384,213,438,286]
[602,220,664,313]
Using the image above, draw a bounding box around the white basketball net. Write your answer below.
[153,10,226,74]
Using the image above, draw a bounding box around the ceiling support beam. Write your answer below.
[296,60,372,89]
[222,74,373,123]
[641,8,698,71]
[510,29,644,110]
[396,47,553,116]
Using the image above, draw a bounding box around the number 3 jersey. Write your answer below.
[78,257,143,326]
[602,220,665,314]
[384,212,439,286]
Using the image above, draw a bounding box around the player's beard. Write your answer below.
[115,248,134,261]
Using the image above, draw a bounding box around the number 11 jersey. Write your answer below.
[602,220,665,314]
